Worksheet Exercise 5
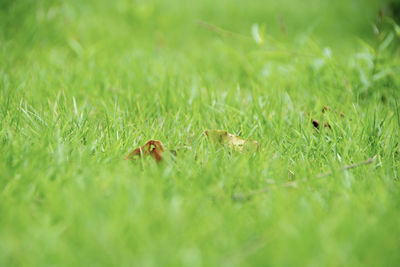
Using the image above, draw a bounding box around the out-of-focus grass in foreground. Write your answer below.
[1,0,400,266]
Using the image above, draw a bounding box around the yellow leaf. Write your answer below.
[203,130,259,152]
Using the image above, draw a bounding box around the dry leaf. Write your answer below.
[311,119,319,129]
[125,140,165,162]
[203,130,259,152]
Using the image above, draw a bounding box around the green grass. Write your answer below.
[1,0,400,266]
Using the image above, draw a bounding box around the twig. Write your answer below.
[196,20,315,58]
[232,156,377,201]
[316,156,376,178]
[231,188,269,201]
[222,238,268,266]
[196,20,251,40]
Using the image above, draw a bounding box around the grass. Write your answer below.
[1,0,400,266]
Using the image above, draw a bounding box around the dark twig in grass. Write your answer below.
[232,156,377,201]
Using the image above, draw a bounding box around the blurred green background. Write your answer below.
[1,0,400,266]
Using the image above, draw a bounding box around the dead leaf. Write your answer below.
[311,119,320,129]
[125,140,165,162]
[203,130,259,152]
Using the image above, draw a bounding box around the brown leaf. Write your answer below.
[203,130,259,152]
[311,119,319,129]
[125,140,165,162]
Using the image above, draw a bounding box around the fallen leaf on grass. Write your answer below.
[125,140,165,162]
[310,106,347,131]
[203,130,259,152]
[311,119,320,129]
[125,130,258,163]
[311,119,331,130]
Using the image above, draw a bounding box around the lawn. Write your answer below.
[1,0,400,266]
